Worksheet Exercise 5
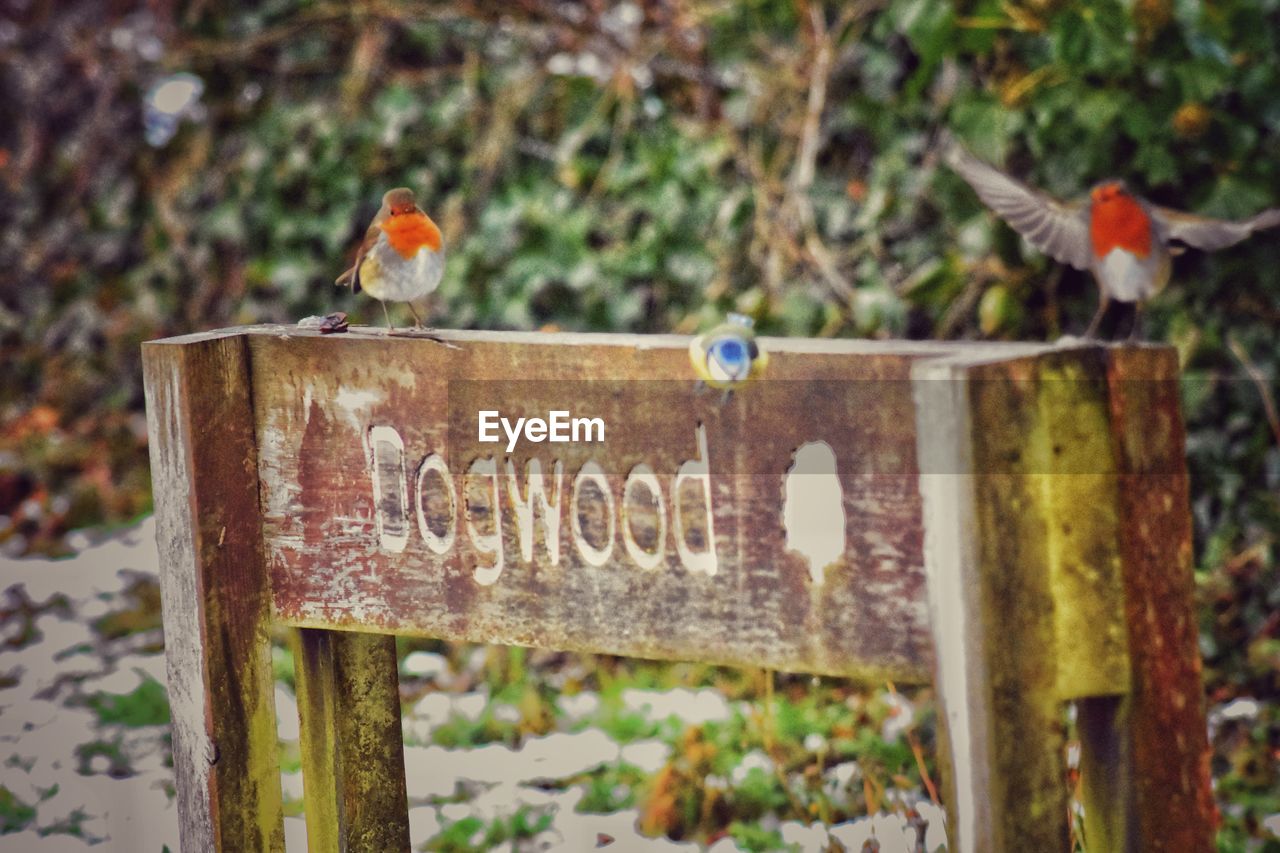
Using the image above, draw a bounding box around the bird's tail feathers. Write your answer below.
[335,266,362,293]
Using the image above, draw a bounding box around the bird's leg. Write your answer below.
[1128,303,1145,342]
[692,379,707,395]
[398,301,453,346]
[1083,294,1111,339]
[719,388,734,405]
[381,301,394,330]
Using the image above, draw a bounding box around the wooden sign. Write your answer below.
[249,328,1029,682]
[143,326,1214,853]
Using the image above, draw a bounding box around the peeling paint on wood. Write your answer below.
[246,327,1011,683]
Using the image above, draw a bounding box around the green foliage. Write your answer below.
[429,710,520,750]
[730,766,791,818]
[425,806,553,852]
[91,577,163,641]
[85,674,170,728]
[0,787,36,834]
[574,762,645,814]
[271,642,296,692]
[426,815,486,852]
[75,737,132,777]
[588,706,664,744]
[728,820,793,853]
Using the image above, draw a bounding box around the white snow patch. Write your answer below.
[401,651,448,680]
[403,729,619,800]
[619,738,669,773]
[557,691,600,721]
[1217,697,1260,721]
[620,687,731,725]
[275,686,299,741]
[730,749,774,786]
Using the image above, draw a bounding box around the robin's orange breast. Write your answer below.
[381,212,443,259]
[1090,195,1152,259]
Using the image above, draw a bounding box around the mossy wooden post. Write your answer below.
[915,344,1213,853]
[292,629,410,851]
[142,331,284,851]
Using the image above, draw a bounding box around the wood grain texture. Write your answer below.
[246,327,1046,682]
[915,348,1131,852]
[1106,347,1215,852]
[967,359,1071,853]
[292,629,410,853]
[142,332,284,851]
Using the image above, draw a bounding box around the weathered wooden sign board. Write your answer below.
[253,329,1011,682]
[143,326,1215,853]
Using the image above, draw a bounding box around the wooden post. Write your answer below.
[292,629,410,852]
[143,331,284,851]
[915,346,1137,851]
[1104,347,1215,852]
[915,351,1070,852]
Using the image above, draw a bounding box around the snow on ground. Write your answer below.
[0,517,957,851]
[1,518,177,851]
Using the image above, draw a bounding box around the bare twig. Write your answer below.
[887,681,939,805]
[758,669,808,818]
[587,75,637,198]
[784,2,884,307]
[1226,334,1280,453]
[787,4,830,201]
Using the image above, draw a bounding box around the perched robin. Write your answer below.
[689,313,768,395]
[945,140,1280,338]
[335,187,445,330]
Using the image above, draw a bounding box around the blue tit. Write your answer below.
[688,313,768,392]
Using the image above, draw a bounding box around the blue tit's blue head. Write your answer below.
[706,333,753,383]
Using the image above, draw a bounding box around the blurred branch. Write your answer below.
[1226,334,1280,453]
[341,15,393,116]
[176,0,455,62]
[588,77,637,197]
[887,681,939,805]
[784,2,882,307]
[787,3,830,198]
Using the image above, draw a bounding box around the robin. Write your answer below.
[335,187,445,330]
[945,140,1280,338]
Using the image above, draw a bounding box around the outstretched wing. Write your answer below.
[945,142,1093,271]
[1150,206,1280,252]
